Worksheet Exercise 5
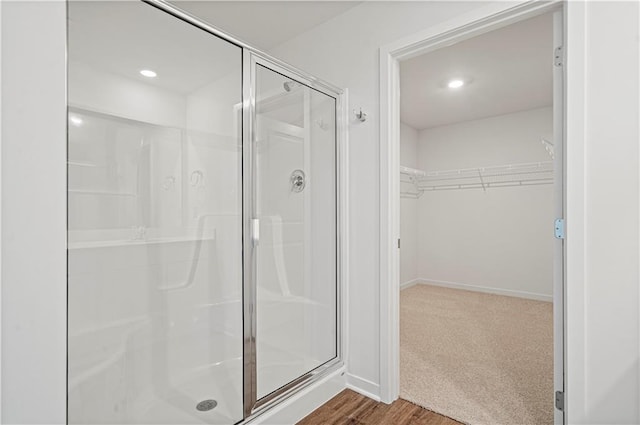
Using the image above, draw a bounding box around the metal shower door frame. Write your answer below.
[242,50,345,419]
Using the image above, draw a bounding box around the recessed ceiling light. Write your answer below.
[447,79,465,89]
[140,69,157,78]
[69,115,83,126]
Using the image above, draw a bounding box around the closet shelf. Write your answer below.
[400,165,426,178]
[401,161,553,197]
[400,165,426,198]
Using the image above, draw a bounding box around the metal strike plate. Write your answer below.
[555,391,564,411]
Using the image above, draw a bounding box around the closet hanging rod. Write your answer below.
[421,161,552,178]
[420,179,553,192]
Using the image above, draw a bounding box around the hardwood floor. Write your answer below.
[297,389,463,425]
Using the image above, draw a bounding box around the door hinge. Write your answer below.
[554,46,563,67]
[397,238,401,249]
[555,390,565,411]
[554,218,565,239]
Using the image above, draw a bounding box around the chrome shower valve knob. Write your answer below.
[290,169,306,193]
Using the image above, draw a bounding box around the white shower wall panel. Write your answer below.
[67,4,245,421]
[307,93,338,368]
[186,72,241,137]
[68,237,243,424]
[69,62,187,128]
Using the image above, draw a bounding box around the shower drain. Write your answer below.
[196,399,218,412]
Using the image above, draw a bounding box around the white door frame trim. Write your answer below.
[378,0,564,411]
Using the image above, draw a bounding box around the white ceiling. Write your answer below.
[69,1,241,95]
[69,1,361,97]
[400,12,554,130]
[171,1,363,51]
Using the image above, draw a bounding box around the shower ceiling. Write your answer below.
[69,2,239,95]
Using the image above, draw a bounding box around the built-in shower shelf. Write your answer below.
[68,189,137,197]
[68,160,103,168]
[68,235,216,250]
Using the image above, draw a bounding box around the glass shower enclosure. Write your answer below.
[66,1,341,424]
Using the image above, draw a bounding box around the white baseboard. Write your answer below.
[346,373,381,402]
[400,278,420,290]
[249,368,346,424]
[415,279,553,302]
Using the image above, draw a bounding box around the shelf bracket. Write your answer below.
[477,168,486,192]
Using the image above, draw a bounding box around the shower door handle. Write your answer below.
[252,218,260,246]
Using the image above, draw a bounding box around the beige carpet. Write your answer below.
[400,284,553,425]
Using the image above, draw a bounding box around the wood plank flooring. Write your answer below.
[297,389,463,425]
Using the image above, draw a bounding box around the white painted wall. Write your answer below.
[2,1,640,424]
[270,0,497,395]
[2,0,508,420]
[565,2,640,423]
[399,122,419,287]
[1,1,67,423]
[270,2,640,423]
[0,1,4,419]
[416,107,554,300]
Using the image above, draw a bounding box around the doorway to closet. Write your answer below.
[395,9,563,425]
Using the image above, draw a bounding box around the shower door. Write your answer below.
[67,2,244,424]
[245,57,339,412]
[68,2,341,423]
